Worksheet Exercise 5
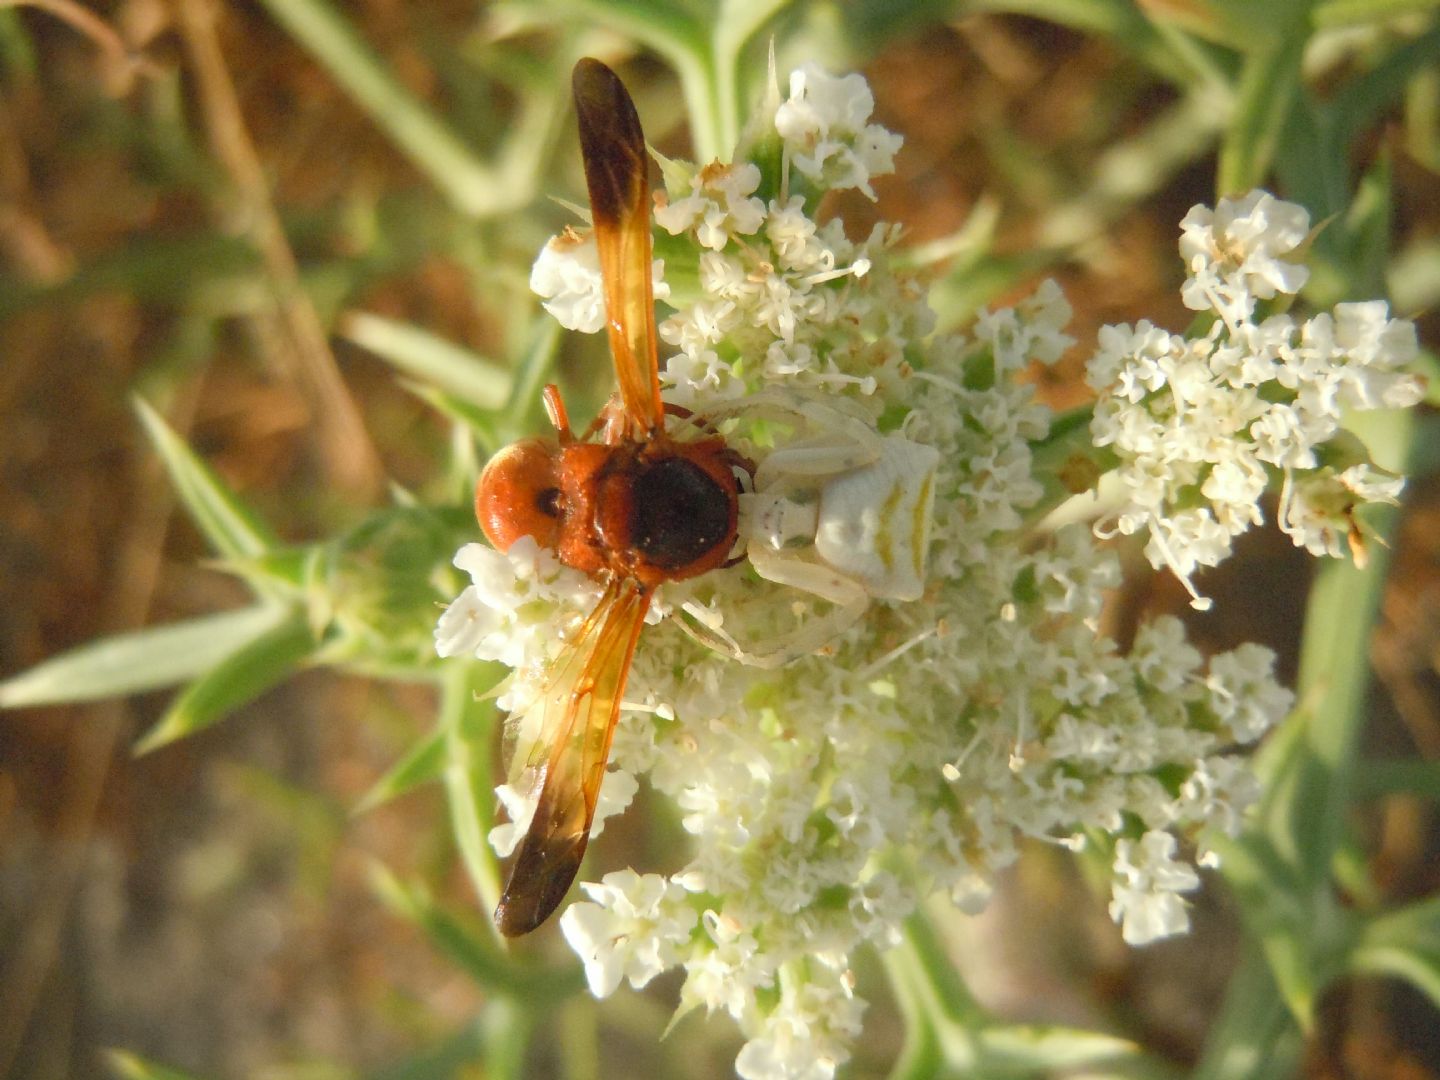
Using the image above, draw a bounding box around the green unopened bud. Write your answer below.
[314,505,474,670]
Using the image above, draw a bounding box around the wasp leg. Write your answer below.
[542,385,575,442]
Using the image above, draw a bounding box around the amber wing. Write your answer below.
[494,575,652,936]
[572,58,664,438]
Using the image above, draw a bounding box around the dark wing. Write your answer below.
[494,575,651,936]
[572,58,664,439]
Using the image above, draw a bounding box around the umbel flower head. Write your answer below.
[437,64,1419,1080]
[1089,190,1422,608]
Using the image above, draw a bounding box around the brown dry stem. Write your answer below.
[172,0,385,500]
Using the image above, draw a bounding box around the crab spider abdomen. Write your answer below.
[814,435,939,601]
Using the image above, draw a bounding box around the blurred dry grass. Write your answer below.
[0,3,1436,1078]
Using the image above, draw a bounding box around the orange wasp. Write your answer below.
[474,58,752,936]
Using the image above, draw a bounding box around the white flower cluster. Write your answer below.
[652,169,901,407]
[773,64,903,198]
[530,224,671,335]
[435,537,600,692]
[429,71,1382,1080]
[1088,190,1423,607]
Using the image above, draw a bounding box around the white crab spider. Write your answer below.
[676,388,940,667]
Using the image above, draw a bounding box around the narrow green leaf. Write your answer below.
[440,659,507,916]
[895,198,1001,273]
[370,865,505,986]
[1217,29,1307,195]
[366,1018,487,1080]
[971,1025,1157,1075]
[884,907,1172,1077]
[0,9,39,77]
[1315,0,1440,28]
[1328,26,1440,153]
[711,0,793,153]
[497,317,562,445]
[960,0,1224,86]
[1216,403,1418,1028]
[1236,406,1414,900]
[1341,153,1393,297]
[892,907,985,1025]
[253,0,534,219]
[442,416,484,510]
[529,0,699,66]
[401,383,498,450]
[1208,0,1317,37]
[134,398,278,561]
[225,546,314,594]
[1354,759,1440,798]
[134,612,317,755]
[1286,409,1414,869]
[1404,65,1440,173]
[1274,93,1351,229]
[1351,895,1440,1009]
[885,924,945,1080]
[520,0,717,157]
[0,605,288,709]
[339,312,511,409]
[352,727,446,816]
[106,1050,208,1080]
[1192,952,1304,1080]
[0,234,258,320]
[962,0,1169,45]
[477,998,537,1080]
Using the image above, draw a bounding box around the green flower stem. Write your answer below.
[370,864,582,1006]
[884,909,982,1079]
[1289,405,1415,888]
[884,907,1169,1078]
[482,996,535,1080]
[1207,401,1418,1046]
